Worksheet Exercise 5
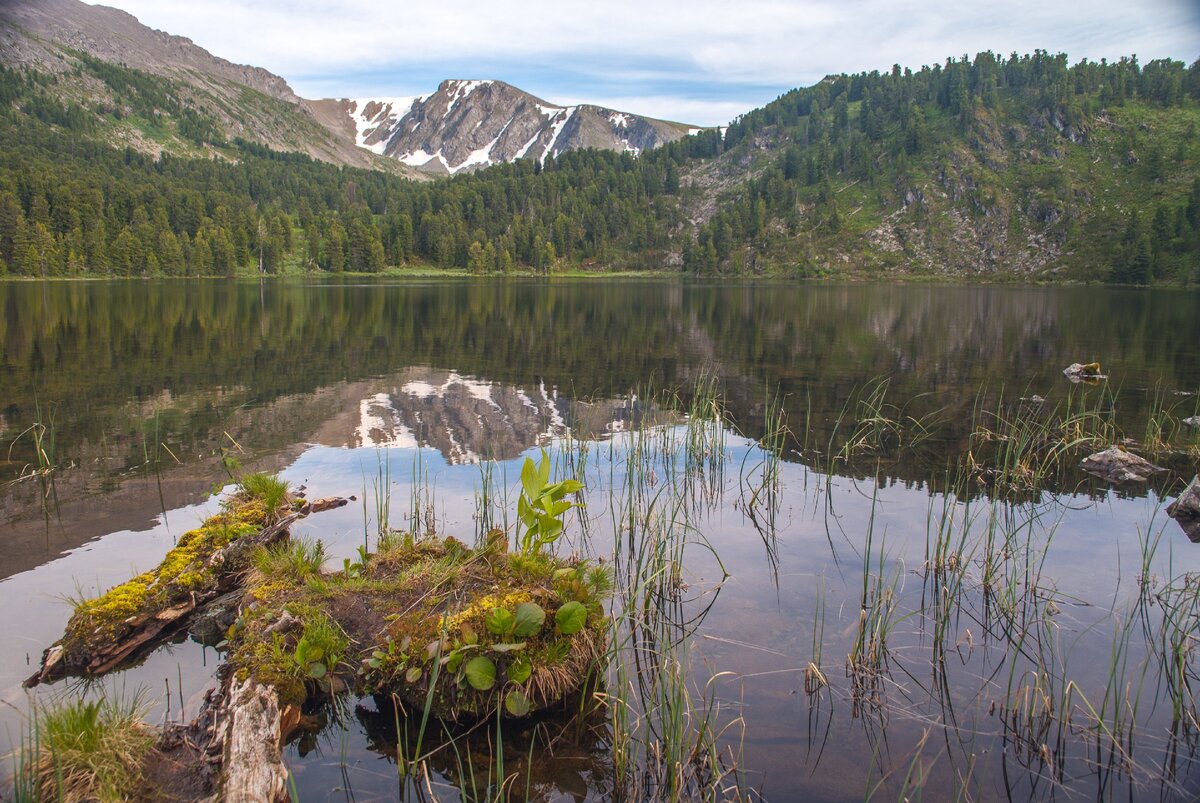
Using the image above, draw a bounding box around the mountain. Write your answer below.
[0,0,695,174]
[309,80,694,174]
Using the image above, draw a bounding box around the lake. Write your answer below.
[2,278,1200,801]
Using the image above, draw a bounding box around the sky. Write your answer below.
[96,0,1199,126]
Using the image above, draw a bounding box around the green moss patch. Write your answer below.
[62,494,279,658]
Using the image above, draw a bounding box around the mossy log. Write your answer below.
[228,532,611,721]
[26,495,349,687]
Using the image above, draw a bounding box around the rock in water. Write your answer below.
[1183,416,1200,428]
[1062,362,1106,383]
[1166,475,1200,543]
[1079,446,1164,483]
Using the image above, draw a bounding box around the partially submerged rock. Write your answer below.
[1166,475,1200,543]
[1183,415,1200,429]
[1062,362,1106,383]
[227,532,610,721]
[1079,445,1165,483]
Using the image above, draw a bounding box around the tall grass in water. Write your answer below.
[597,379,750,801]
[8,401,57,480]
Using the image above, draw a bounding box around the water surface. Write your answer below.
[2,279,1199,800]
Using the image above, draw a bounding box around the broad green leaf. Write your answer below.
[556,601,587,635]
[307,661,327,679]
[464,656,496,690]
[512,602,546,637]
[486,607,515,635]
[306,645,324,662]
[405,666,422,683]
[508,655,532,684]
[517,495,535,526]
[505,689,532,716]
[521,457,541,496]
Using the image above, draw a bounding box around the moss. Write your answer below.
[63,493,279,654]
[226,535,610,721]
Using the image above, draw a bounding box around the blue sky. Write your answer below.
[98,0,1199,126]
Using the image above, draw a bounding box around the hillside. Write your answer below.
[678,52,1200,282]
[0,44,1197,282]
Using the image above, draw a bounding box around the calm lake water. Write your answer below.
[2,278,1200,801]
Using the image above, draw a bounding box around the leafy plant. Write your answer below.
[504,689,532,716]
[555,601,587,635]
[516,450,583,555]
[293,635,329,679]
[292,612,347,682]
[512,602,546,637]
[465,656,497,690]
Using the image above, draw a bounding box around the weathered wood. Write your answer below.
[218,677,290,803]
[25,496,350,687]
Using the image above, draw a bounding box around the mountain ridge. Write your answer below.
[312,80,694,174]
[0,0,696,172]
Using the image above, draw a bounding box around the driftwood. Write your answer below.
[217,677,291,803]
[157,666,294,803]
[25,496,349,687]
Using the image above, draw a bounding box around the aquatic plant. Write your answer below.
[515,449,584,555]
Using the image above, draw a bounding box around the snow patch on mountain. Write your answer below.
[349,96,424,154]
[542,107,577,163]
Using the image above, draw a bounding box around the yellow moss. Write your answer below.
[65,498,273,650]
[441,589,531,632]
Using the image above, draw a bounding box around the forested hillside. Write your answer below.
[1,51,1198,282]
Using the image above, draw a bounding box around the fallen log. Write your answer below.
[217,677,291,803]
[25,489,349,687]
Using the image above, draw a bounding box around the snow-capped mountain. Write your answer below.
[0,0,699,173]
[310,80,696,174]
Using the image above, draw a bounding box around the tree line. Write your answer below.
[1,51,1198,281]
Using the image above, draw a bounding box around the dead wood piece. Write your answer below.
[25,497,350,687]
[303,496,351,514]
[219,678,289,803]
[263,610,301,636]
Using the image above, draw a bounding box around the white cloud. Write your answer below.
[92,0,1199,123]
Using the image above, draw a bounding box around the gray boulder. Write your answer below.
[1080,446,1164,483]
[1167,475,1200,543]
